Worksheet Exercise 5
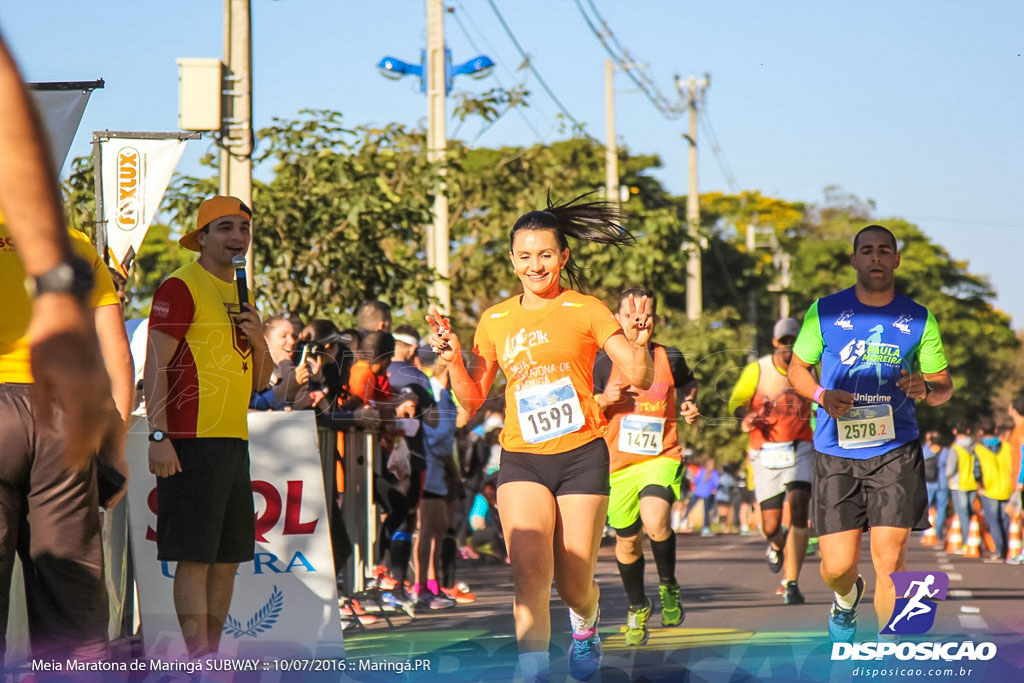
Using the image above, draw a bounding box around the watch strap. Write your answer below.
[31,256,94,300]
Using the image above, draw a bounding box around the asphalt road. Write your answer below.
[342,531,1024,681]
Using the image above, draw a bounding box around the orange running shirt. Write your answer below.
[149,260,252,439]
[602,345,683,472]
[473,289,622,455]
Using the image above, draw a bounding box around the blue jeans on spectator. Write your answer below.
[926,483,951,541]
[684,494,714,530]
[952,489,978,538]
[979,495,1009,558]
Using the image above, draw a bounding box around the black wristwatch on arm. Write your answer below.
[29,256,94,300]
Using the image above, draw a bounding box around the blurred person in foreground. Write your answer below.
[0,33,119,468]
[0,32,132,664]
[144,196,273,658]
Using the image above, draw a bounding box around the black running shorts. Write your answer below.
[157,438,256,564]
[497,438,610,496]
[812,439,929,536]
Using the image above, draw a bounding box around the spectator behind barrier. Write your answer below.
[250,315,297,410]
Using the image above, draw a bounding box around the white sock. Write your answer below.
[835,579,861,610]
[518,651,550,678]
[569,607,598,634]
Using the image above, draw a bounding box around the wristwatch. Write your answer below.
[29,256,94,300]
[923,381,934,398]
[148,430,167,443]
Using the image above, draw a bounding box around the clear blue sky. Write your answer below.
[3,1,1022,324]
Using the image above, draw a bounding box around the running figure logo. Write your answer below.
[881,571,949,635]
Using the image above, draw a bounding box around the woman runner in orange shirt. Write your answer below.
[426,194,653,682]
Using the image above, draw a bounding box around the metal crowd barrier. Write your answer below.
[317,427,379,595]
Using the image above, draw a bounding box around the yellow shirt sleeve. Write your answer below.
[727,361,760,416]
[69,229,119,308]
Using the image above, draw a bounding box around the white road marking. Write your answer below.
[938,564,955,571]
[946,572,963,581]
[958,614,988,630]
[948,590,972,598]
[959,605,980,614]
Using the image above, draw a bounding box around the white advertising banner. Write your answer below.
[29,88,92,172]
[125,411,344,662]
[100,137,187,268]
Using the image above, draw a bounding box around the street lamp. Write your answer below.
[376,9,495,315]
[376,51,494,93]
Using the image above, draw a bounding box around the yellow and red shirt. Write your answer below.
[473,289,622,455]
[149,260,252,439]
[728,355,814,450]
[0,223,119,384]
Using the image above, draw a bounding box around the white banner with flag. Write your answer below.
[101,137,187,269]
[29,88,92,173]
[125,411,345,662]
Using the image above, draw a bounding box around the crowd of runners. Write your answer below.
[138,195,1023,682]
[226,196,1024,683]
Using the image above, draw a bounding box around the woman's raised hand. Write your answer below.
[621,293,654,347]
[425,308,461,362]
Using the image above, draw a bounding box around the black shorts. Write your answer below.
[812,440,929,536]
[497,438,610,496]
[157,438,256,564]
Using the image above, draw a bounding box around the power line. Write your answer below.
[699,109,738,191]
[484,0,592,138]
[451,2,548,142]
[574,0,686,120]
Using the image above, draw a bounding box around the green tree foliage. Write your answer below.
[59,110,1016,451]
[446,137,692,335]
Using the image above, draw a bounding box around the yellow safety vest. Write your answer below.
[975,442,1013,501]
[951,445,978,492]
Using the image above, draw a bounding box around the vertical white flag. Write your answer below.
[101,138,187,268]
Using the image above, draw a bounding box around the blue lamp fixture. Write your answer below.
[376,50,494,94]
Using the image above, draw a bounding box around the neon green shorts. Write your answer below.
[607,457,683,534]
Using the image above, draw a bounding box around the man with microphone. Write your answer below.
[143,195,274,658]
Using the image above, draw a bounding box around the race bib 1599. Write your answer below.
[515,376,585,444]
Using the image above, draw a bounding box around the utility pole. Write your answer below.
[604,59,618,206]
[681,74,708,321]
[221,0,253,288]
[776,250,791,319]
[746,221,758,362]
[426,0,450,313]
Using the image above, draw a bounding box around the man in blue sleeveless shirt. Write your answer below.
[788,225,953,642]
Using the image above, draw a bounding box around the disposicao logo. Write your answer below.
[883,570,948,635]
[831,570,998,663]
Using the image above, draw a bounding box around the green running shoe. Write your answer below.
[624,597,652,646]
[658,580,685,627]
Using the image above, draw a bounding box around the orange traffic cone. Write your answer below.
[964,515,982,559]
[922,507,937,546]
[945,515,963,554]
[1008,517,1022,559]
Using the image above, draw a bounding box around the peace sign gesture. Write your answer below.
[424,308,461,362]
[620,293,654,347]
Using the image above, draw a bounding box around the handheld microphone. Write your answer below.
[232,254,249,307]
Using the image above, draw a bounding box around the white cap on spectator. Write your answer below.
[773,318,801,340]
